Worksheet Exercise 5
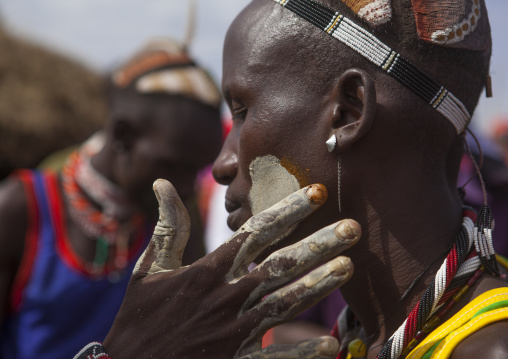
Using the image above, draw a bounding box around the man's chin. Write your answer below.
[226,209,251,232]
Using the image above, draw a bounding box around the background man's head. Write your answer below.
[106,38,223,215]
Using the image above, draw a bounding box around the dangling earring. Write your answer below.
[337,155,342,213]
[326,135,342,213]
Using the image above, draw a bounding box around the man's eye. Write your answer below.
[232,107,247,121]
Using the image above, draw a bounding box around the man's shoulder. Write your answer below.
[0,174,29,217]
[451,320,508,359]
[0,174,30,259]
[450,283,508,358]
[0,169,55,218]
[0,173,33,322]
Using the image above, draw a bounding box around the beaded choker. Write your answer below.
[271,0,471,134]
[62,133,134,244]
[74,134,132,223]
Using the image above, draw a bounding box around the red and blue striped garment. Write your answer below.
[1,170,149,359]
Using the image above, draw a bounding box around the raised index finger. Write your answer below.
[220,184,328,282]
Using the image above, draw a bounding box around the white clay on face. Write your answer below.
[249,155,301,216]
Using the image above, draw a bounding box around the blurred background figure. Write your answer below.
[0,35,222,358]
[492,118,508,163]
[201,118,234,253]
[458,122,508,258]
[0,23,108,180]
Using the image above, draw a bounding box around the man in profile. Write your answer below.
[81,1,508,358]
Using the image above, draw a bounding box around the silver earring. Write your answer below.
[326,135,337,152]
[337,155,342,213]
[326,135,341,212]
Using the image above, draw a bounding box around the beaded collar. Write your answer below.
[62,133,138,244]
[270,0,471,134]
[62,133,144,278]
[73,133,134,228]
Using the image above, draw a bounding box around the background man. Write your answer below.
[0,38,222,358]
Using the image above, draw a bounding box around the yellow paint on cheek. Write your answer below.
[280,156,311,187]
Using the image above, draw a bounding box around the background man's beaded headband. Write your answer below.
[113,38,222,109]
[271,0,471,134]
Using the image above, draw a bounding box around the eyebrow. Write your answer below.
[271,0,471,134]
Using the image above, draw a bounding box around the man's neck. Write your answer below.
[339,177,463,353]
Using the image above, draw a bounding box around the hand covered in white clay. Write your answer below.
[103,179,360,359]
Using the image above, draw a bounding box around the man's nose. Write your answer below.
[212,136,238,186]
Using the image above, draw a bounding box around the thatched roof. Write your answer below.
[0,25,108,179]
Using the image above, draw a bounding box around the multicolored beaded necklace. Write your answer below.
[62,133,143,280]
[333,208,500,359]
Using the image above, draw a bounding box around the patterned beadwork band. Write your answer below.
[73,342,112,359]
[271,0,471,134]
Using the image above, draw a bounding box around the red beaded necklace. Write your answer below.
[61,134,143,279]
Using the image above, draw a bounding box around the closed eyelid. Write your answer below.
[230,98,247,112]
[231,105,247,121]
[232,103,247,112]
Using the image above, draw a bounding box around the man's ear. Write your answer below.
[112,117,138,153]
[327,68,376,152]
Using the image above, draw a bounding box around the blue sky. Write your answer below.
[0,0,506,134]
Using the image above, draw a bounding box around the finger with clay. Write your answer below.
[102,179,361,359]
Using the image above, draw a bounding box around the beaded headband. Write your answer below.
[271,0,471,134]
[113,38,222,109]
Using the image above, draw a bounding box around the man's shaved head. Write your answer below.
[231,0,491,127]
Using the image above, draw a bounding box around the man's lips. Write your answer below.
[225,197,246,231]
[225,197,241,213]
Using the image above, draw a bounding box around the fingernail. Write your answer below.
[306,184,328,205]
[335,220,360,242]
[318,338,339,354]
[319,340,330,351]
[336,256,352,273]
[152,181,162,203]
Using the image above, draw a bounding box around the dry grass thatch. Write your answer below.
[0,24,108,178]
